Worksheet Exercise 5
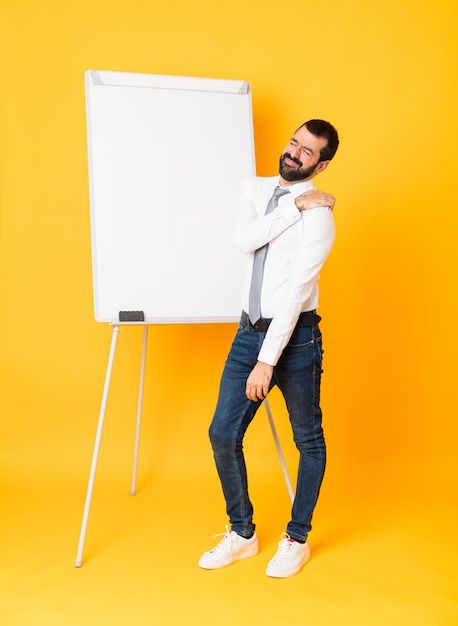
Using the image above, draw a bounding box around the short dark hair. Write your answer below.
[298,119,339,162]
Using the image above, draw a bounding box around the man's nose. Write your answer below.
[289,144,301,158]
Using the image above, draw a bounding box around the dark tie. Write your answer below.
[248,187,290,324]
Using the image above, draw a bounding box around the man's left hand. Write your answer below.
[295,188,336,212]
[246,361,274,401]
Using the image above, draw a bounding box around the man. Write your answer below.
[198,119,339,578]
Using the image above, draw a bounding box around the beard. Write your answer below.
[279,153,318,182]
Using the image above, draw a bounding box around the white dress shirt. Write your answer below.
[234,175,335,366]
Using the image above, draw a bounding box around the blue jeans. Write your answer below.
[209,318,326,543]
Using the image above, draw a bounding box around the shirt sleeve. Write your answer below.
[257,207,336,366]
[233,179,302,254]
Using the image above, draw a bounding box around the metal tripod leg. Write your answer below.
[130,325,148,496]
[75,325,120,567]
[264,398,294,503]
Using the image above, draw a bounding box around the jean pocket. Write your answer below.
[236,321,250,335]
[287,325,315,348]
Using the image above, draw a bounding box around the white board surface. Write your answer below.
[85,70,255,323]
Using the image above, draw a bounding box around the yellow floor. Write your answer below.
[1,434,456,626]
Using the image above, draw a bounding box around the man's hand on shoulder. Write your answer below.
[295,189,336,212]
[246,361,274,402]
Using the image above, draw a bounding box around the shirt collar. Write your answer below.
[275,177,316,199]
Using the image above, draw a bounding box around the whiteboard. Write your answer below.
[85,70,255,323]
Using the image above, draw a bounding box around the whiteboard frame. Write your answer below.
[85,70,255,324]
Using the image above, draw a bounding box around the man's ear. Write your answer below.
[315,160,330,175]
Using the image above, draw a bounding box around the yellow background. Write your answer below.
[1,0,457,624]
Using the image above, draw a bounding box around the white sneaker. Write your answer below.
[266,533,310,578]
[198,526,259,569]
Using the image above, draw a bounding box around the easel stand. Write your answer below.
[74,324,294,567]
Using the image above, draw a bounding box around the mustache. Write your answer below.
[281,152,303,167]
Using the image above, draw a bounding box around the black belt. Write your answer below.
[241,309,321,332]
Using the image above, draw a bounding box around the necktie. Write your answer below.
[248,187,290,325]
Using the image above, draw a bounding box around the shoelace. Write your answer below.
[271,533,295,562]
[209,525,233,553]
